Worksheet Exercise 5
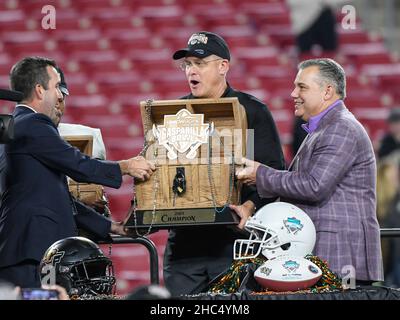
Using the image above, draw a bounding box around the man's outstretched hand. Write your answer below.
[229,200,256,230]
[119,156,156,181]
[235,157,261,186]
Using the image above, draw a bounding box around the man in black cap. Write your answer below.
[164,31,285,296]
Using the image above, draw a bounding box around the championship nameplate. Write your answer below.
[125,98,248,229]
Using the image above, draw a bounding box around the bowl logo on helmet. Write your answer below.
[282,260,300,273]
[42,247,64,266]
[233,202,316,260]
[283,217,303,235]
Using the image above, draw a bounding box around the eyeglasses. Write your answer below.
[179,58,222,71]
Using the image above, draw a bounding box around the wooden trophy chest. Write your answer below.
[126,97,247,230]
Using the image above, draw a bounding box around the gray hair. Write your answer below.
[298,58,346,99]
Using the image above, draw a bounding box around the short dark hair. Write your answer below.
[298,58,346,99]
[10,56,57,101]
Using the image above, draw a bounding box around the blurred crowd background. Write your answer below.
[1,0,400,294]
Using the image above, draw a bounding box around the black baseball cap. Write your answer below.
[55,66,69,96]
[173,31,230,61]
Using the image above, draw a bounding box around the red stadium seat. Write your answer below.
[346,96,384,109]
[0,75,9,88]
[186,3,237,29]
[238,2,291,26]
[360,64,400,103]
[0,52,13,75]
[126,48,175,73]
[96,16,140,31]
[145,70,188,96]
[69,50,122,74]
[271,109,293,146]
[55,28,103,52]
[186,3,234,17]
[104,137,145,164]
[212,25,258,48]
[0,1,19,10]
[75,0,125,10]
[0,9,29,32]
[353,107,388,143]
[67,94,109,108]
[111,93,161,113]
[203,14,249,30]
[2,30,47,53]
[341,42,393,66]
[104,27,157,52]
[20,0,62,13]
[338,27,379,45]
[136,5,185,31]
[85,6,135,31]
[259,24,295,48]
[253,66,295,93]
[234,46,281,69]
[157,25,205,50]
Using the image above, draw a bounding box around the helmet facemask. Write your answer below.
[66,258,116,296]
[234,222,270,259]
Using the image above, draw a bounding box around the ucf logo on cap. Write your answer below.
[188,33,208,46]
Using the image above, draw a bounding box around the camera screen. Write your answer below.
[22,288,59,300]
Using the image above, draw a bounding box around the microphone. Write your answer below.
[0,88,23,102]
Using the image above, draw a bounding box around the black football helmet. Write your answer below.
[39,236,115,297]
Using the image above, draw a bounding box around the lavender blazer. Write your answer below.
[256,103,383,281]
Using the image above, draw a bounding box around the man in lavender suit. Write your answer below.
[233,58,383,284]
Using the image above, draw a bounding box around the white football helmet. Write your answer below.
[234,202,316,260]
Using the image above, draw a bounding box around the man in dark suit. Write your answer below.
[0,56,155,288]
